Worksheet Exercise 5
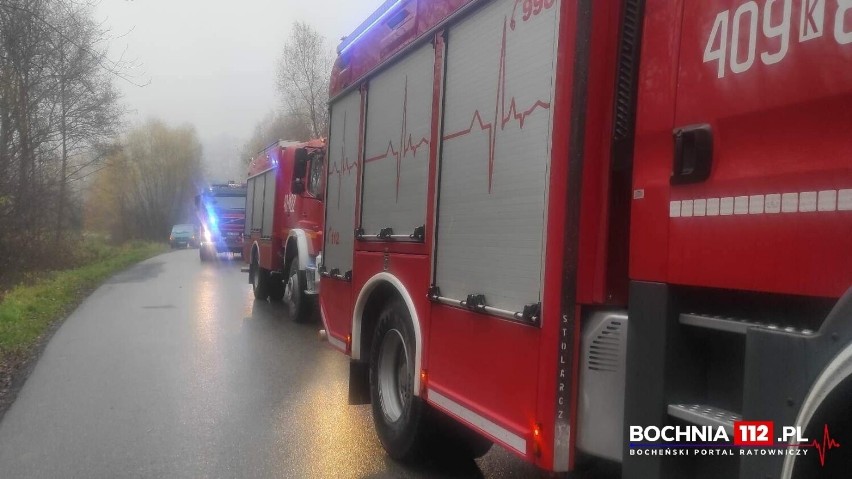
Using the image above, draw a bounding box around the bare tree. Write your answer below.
[240,110,312,164]
[51,3,123,241]
[276,21,333,138]
[0,0,127,273]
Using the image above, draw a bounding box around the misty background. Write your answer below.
[0,0,382,275]
[96,0,381,182]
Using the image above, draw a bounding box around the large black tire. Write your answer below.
[268,272,284,302]
[284,257,309,322]
[251,255,270,300]
[199,247,208,262]
[370,299,432,461]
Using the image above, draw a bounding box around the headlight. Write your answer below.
[204,229,212,242]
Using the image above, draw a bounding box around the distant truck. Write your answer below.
[196,182,247,262]
[244,139,325,322]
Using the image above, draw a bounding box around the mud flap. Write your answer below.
[348,360,371,405]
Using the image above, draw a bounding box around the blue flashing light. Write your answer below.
[338,0,405,55]
[201,200,220,234]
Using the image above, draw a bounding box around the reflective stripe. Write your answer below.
[428,389,527,455]
[669,189,851,218]
[553,421,571,471]
[327,335,347,352]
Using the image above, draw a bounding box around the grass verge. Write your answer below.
[0,241,165,354]
[0,240,166,416]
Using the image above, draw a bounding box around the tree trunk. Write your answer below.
[56,63,67,243]
[16,74,32,230]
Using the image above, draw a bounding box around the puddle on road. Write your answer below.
[108,261,165,284]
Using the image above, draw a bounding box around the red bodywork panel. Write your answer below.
[631,0,852,298]
[321,0,852,474]
[321,0,625,471]
[244,139,325,271]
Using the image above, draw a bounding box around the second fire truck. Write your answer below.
[245,139,325,322]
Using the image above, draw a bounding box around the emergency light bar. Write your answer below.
[337,0,406,54]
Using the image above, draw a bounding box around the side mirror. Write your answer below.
[292,148,308,194]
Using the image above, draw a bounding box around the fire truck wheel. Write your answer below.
[370,299,430,461]
[251,257,270,300]
[284,258,308,322]
[267,275,284,302]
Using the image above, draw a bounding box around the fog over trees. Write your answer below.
[276,21,332,139]
[239,21,332,165]
[0,0,124,272]
[0,0,204,277]
[239,110,312,164]
[0,0,338,277]
[85,120,202,242]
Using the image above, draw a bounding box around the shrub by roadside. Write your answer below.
[0,240,166,416]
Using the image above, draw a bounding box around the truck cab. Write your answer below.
[197,182,247,261]
[244,139,325,323]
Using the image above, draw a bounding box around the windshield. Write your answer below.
[307,151,324,198]
[206,195,245,210]
[171,224,194,234]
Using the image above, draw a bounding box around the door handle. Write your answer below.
[671,124,713,185]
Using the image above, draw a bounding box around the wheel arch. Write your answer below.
[781,340,852,478]
[780,287,852,478]
[284,229,311,273]
[352,272,424,396]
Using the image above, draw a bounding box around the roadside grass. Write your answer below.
[0,240,165,356]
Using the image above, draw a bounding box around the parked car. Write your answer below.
[169,224,197,249]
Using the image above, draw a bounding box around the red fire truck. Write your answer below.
[244,139,325,322]
[318,0,852,477]
[197,182,247,262]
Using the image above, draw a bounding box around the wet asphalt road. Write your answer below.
[0,249,618,479]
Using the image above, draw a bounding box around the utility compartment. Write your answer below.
[433,0,560,313]
[361,43,434,239]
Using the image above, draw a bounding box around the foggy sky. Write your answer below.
[96,0,382,180]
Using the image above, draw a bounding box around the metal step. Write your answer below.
[667,404,740,436]
[679,313,814,336]
[240,266,250,273]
